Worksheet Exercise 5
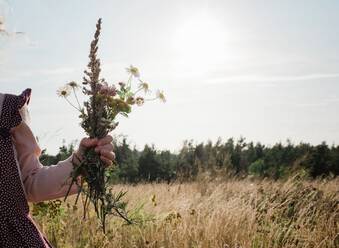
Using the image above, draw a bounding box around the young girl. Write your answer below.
[0,89,115,247]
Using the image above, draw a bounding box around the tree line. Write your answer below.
[40,137,339,182]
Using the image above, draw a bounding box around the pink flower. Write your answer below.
[98,83,117,96]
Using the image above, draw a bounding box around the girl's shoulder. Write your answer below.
[0,89,41,157]
[0,89,31,130]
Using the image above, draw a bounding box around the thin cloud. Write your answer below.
[0,66,79,83]
[295,102,328,108]
[0,9,25,37]
[208,73,339,85]
[324,97,339,104]
[38,67,78,76]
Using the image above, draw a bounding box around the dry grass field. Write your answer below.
[32,177,339,248]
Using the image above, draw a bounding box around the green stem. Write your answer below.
[73,87,82,109]
[133,86,143,95]
[145,98,157,101]
[127,74,133,89]
[65,97,81,111]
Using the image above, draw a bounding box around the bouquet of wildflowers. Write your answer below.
[57,18,165,232]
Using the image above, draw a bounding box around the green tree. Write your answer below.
[249,159,267,177]
[113,138,139,183]
[138,145,160,181]
[305,142,331,178]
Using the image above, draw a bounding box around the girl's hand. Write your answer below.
[77,135,115,167]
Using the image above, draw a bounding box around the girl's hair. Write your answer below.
[19,103,31,125]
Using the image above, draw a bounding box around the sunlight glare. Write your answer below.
[171,13,228,74]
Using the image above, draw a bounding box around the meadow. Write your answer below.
[32,177,338,248]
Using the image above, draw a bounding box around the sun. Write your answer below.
[171,13,228,73]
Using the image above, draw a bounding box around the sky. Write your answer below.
[0,0,339,154]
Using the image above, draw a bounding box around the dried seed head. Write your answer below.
[156,90,166,103]
[127,96,136,105]
[118,81,126,88]
[136,97,145,106]
[68,81,80,89]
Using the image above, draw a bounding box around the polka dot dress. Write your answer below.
[0,89,53,248]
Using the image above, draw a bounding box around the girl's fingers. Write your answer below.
[80,136,115,167]
[95,143,114,153]
[99,149,115,161]
[97,135,113,146]
[81,138,98,148]
[100,155,113,167]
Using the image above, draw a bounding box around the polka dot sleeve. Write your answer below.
[0,89,53,247]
